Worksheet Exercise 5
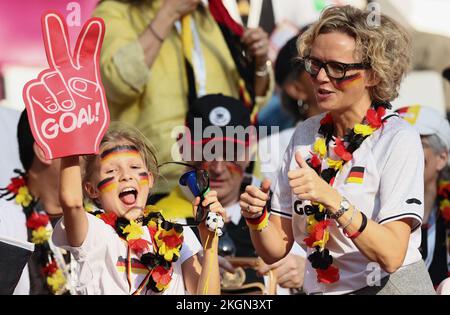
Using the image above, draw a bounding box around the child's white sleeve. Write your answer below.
[52,214,112,261]
[179,226,202,264]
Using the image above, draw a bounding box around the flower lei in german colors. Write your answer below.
[437,181,450,223]
[304,101,389,284]
[87,205,184,294]
[0,169,67,294]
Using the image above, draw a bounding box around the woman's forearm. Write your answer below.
[138,6,178,67]
[249,216,293,265]
[59,156,88,247]
[332,202,411,273]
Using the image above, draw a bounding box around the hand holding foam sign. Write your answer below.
[23,11,109,159]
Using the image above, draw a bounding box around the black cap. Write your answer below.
[185,94,253,146]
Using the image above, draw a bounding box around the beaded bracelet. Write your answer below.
[339,206,357,230]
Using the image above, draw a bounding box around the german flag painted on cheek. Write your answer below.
[139,172,149,186]
[346,166,365,184]
[97,177,117,193]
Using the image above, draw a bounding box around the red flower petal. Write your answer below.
[366,108,381,128]
[304,220,331,247]
[442,206,450,222]
[26,212,49,229]
[99,212,117,227]
[152,265,172,284]
[309,152,322,169]
[7,177,26,194]
[329,177,335,186]
[438,184,450,198]
[376,106,386,119]
[334,139,353,161]
[161,233,183,248]
[129,238,150,254]
[320,114,333,125]
[160,271,172,285]
[42,260,58,276]
[317,265,340,284]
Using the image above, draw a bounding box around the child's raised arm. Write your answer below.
[59,156,88,247]
[182,191,224,295]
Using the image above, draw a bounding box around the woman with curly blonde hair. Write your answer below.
[240,5,436,294]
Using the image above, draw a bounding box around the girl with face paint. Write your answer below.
[53,127,224,295]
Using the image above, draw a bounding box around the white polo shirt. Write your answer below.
[52,214,201,295]
[271,112,424,295]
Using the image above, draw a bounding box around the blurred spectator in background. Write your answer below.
[377,0,450,112]
[258,33,320,185]
[0,106,21,186]
[0,111,73,295]
[397,105,450,288]
[93,0,274,200]
[232,0,367,131]
[156,94,306,294]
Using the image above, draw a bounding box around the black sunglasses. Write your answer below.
[303,56,371,80]
[157,161,210,225]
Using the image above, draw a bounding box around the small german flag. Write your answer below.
[346,166,365,184]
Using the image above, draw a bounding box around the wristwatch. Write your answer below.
[328,197,350,220]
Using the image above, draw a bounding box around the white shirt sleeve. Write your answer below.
[375,127,424,231]
[179,226,202,264]
[52,214,112,261]
[270,131,295,219]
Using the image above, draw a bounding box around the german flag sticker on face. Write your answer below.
[346,166,365,184]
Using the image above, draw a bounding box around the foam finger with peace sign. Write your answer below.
[23,11,109,159]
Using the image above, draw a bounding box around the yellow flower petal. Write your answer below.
[84,202,95,213]
[306,215,318,234]
[313,137,327,158]
[31,226,51,244]
[312,230,329,249]
[440,199,450,208]
[327,158,343,171]
[122,221,144,241]
[144,205,162,216]
[47,269,66,293]
[16,186,33,207]
[354,124,376,137]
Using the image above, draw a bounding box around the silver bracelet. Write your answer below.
[255,60,271,77]
[340,206,357,230]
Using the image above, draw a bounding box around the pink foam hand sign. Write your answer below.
[23,11,109,159]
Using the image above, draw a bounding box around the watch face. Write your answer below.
[342,200,350,209]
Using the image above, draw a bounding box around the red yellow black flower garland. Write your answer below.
[0,169,67,294]
[437,181,450,223]
[304,102,389,284]
[91,206,184,294]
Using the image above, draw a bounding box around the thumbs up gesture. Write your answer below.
[240,178,271,219]
[288,151,338,207]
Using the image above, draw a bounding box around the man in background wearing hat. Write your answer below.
[156,93,305,294]
[397,105,450,291]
